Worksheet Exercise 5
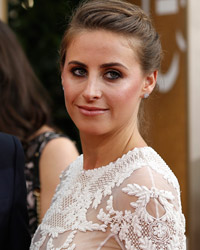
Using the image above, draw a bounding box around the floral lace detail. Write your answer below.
[47,231,77,250]
[30,147,186,250]
[97,184,185,249]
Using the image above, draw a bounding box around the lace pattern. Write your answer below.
[30,147,186,249]
[97,187,185,250]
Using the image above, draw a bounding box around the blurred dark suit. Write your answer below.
[0,132,30,249]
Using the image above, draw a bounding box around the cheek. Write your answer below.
[63,79,77,102]
[62,85,75,114]
[114,82,142,105]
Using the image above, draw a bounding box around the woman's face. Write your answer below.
[62,30,156,136]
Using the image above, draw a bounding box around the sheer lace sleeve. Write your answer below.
[97,165,186,250]
[30,148,186,250]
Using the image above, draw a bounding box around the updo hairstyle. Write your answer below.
[60,0,162,75]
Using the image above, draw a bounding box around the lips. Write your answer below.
[77,105,108,116]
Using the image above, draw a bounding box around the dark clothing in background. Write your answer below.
[0,132,31,250]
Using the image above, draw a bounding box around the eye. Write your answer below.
[104,70,122,80]
[71,67,87,77]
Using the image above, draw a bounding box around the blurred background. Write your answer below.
[1,0,82,151]
[0,0,199,249]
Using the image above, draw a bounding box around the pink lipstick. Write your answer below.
[77,105,108,116]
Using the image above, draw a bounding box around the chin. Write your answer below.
[77,125,108,136]
[80,129,106,136]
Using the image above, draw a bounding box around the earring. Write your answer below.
[143,93,149,99]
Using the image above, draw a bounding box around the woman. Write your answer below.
[0,20,79,236]
[30,0,186,249]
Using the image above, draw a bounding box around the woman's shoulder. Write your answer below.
[125,147,181,191]
[39,133,78,163]
[111,147,183,215]
[32,130,68,150]
[24,126,76,158]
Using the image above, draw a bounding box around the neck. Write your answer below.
[80,126,147,170]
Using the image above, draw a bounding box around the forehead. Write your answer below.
[66,30,140,63]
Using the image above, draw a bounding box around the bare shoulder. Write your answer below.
[40,136,79,170]
[43,136,78,156]
[39,136,79,218]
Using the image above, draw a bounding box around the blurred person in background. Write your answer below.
[0,132,30,249]
[0,20,79,237]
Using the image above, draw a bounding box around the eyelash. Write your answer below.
[70,67,122,80]
[104,70,122,80]
[70,67,87,77]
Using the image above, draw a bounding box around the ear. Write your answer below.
[141,70,158,98]
[61,76,64,90]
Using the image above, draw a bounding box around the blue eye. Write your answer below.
[104,70,121,80]
[71,67,87,77]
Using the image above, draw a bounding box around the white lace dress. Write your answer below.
[30,147,186,250]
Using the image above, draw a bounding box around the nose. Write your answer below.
[82,77,102,101]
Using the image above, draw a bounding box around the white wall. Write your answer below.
[187,0,200,249]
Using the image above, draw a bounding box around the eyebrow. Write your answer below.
[68,61,87,68]
[100,63,128,70]
[68,61,128,70]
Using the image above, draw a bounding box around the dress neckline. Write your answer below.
[80,146,153,174]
